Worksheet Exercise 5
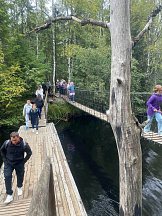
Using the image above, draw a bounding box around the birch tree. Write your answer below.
[30,1,162,215]
[52,0,56,95]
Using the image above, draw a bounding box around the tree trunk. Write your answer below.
[52,0,56,95]
[52,23,56,95]
[36,0,39,59]
[109,0,142,215]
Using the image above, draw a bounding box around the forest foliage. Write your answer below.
[0,0,162,125]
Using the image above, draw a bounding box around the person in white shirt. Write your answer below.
[23,100,32,130]
[35,87,43,99]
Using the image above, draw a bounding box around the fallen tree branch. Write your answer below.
[132,5,162,48]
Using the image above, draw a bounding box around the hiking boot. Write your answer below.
[4,195,13,203]
[17,187,22,196]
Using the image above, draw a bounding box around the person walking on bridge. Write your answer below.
[29,103,41,135]
[69,82,76,102]
[47,79,51,94]
[144,85,162,135]
[36,86,43,99]
[42,83,47,97]
[23,100,32,130]
[35,95,44,117]
[1,132,32,203]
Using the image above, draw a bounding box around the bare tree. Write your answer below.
[30,1,162,215]
[52,0,56,95]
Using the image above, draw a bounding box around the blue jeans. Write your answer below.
[37,107,42,115]
[71,95,74,101]
[4,161,24,195]
[25,114,30,127]
[32,124,38,130]
[144,112,162,135]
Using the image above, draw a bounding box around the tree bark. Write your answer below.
[36,0,39,59]
[52,0,56,95]
[52,23,56,95]
[109,1,142,215]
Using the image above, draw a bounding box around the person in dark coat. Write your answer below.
[47,80,51,94]
[29,104,41,135]
[35,95,44,116]
[42,83,47,96]
[63,80,67,96]
[1,131,32,203]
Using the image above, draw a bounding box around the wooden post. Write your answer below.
[27,157,53,216]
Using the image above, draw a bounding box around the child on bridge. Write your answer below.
[144,85,162,135]
[29,104,41,135]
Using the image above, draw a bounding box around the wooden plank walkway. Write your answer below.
[142,131,162,144]
[0,199,31,216]
[0,99,87,215]
[60,95,109,122]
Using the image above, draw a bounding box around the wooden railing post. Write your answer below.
[27,156,51,216]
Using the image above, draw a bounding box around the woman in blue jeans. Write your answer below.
[29,104,41,134]
[144,85,162,135]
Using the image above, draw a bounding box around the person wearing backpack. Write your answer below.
[35,95,44,117]
[1,132,32,203]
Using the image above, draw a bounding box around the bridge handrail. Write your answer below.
[70,89,155,125]
[75,88,153,94]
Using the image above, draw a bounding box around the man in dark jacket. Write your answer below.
[42,83,47,96]
[35,95,44,116]
[1,131,32,203]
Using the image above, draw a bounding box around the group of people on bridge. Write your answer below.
[23,84,47,134]
[35,80,51,98]
[0,78,76,204]
[56,79,76,102]
[0,82,49,204]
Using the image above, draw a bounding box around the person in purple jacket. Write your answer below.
[144,85,162,135]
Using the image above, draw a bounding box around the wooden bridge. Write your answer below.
[0,94,87,216]
[59,93,162,145]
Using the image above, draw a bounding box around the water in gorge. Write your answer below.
[1,115,162,215]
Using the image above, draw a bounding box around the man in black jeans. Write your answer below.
[1,132,32,203]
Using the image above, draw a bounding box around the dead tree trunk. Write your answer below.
[109,0,142,215]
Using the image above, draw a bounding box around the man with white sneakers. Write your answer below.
[1,132,32,203]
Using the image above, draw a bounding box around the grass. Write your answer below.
[47,99,83,121]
